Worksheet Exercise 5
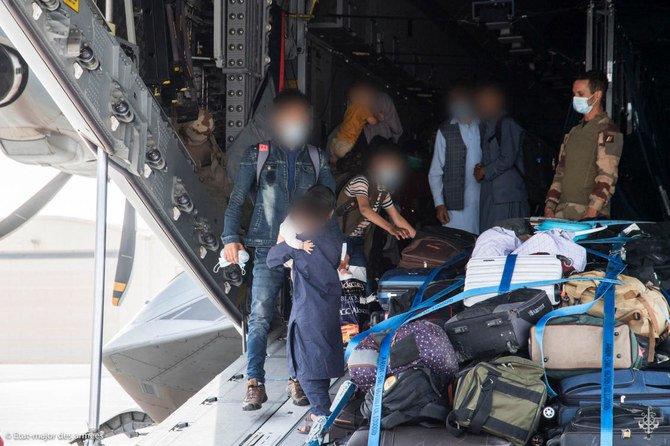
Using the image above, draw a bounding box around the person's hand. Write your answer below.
[302,240,314,254]
[223,242,244,263]
[405,226,417,238]
[583,207,599,219]
[388,225,410,240]
[338,254,350,273]
[366,115,379,125]
[474,164,485,182]
[544,208,556,218]
[435,205,450,225]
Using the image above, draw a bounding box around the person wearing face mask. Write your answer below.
[475,83,529,232]
[428,84,482,234]
[221,89,336,412]
[336,143,416,280]
[544,70,623,220]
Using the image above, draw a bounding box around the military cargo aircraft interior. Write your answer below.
[1,0,670,445]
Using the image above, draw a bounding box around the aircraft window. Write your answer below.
[160,298,222,321]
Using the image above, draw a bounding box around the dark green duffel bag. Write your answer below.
[447,356,547,446]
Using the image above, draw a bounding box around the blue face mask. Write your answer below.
[572,94,595,115]
[278,121,309,149]
[449,101,474,121]
[376,169,403,191]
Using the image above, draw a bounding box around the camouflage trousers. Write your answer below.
[554,201,609,220]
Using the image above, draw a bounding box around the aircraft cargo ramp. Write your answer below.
[138,334,343,446]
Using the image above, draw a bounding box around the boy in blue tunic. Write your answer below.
[266,185,345,431]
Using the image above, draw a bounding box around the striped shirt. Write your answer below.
[344,175,393,237]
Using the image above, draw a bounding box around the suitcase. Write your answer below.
[463,254,562,306]
[558,369,670,425]
[377,268,462,315]
[529,315,643,378]
[398,226,475,269]
[443,288,553,362]
[547,405,670,446]
[346,426,513,446]
[377,268,431,311]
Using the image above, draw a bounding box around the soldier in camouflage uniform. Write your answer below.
[545,70,623,220]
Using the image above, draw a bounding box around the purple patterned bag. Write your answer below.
[348,320,458,391]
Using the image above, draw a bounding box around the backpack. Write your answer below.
[254,142,321,185]
[448,356,547,446]
[563,271,670,360]
[490,118,556,215]
[360,367,450,429]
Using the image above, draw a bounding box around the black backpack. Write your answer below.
[490,118,556,215]
[360,367,449,429]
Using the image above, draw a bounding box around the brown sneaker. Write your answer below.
[286,378,309,406]
[243,379,268,411]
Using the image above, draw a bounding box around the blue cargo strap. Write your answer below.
[410,249,471,308]
[580,219,648,226]
[537,219,640,232]
[585,247,613,261]
[532,253,625,446]
[577,236,637,245]
[661,289,670,306]
[498,254,517,294]
[344,278,465,362]
[600,273,617,446]
[362,275,619,446]
[345,274,620,363]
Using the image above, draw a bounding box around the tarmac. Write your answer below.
[0,364,154,445]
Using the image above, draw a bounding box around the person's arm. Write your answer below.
[354,195,407,239]
[544,134,569,217]
[428,131,447,207]
[384,97,403,142]
[586,129,623,217]
[280,224,304,250]
[266,242,297,269]
[386,205,416,238]
[221,146,256,261]
[481,119,523,181]
[316,148,336,192]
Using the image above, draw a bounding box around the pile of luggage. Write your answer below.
[322,220,670,446]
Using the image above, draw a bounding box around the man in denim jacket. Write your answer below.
[221,90,335,411]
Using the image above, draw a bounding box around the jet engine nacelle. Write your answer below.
[0,36,95,176]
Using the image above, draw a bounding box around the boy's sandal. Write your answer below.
[297,414,316,434]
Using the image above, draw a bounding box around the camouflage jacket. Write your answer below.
[545,112,623,216]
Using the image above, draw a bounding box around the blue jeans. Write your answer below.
[346,236,366,268]
[246,247,284,382]
[299,378,331,416]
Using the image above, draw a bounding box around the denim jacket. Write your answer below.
[221,141,336,248]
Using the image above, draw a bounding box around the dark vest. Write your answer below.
[335,178,389,237]
[438,121,468,210]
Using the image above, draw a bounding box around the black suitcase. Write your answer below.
[547,405,670,446]
[443,288,553,362]
[346,426,513,446]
